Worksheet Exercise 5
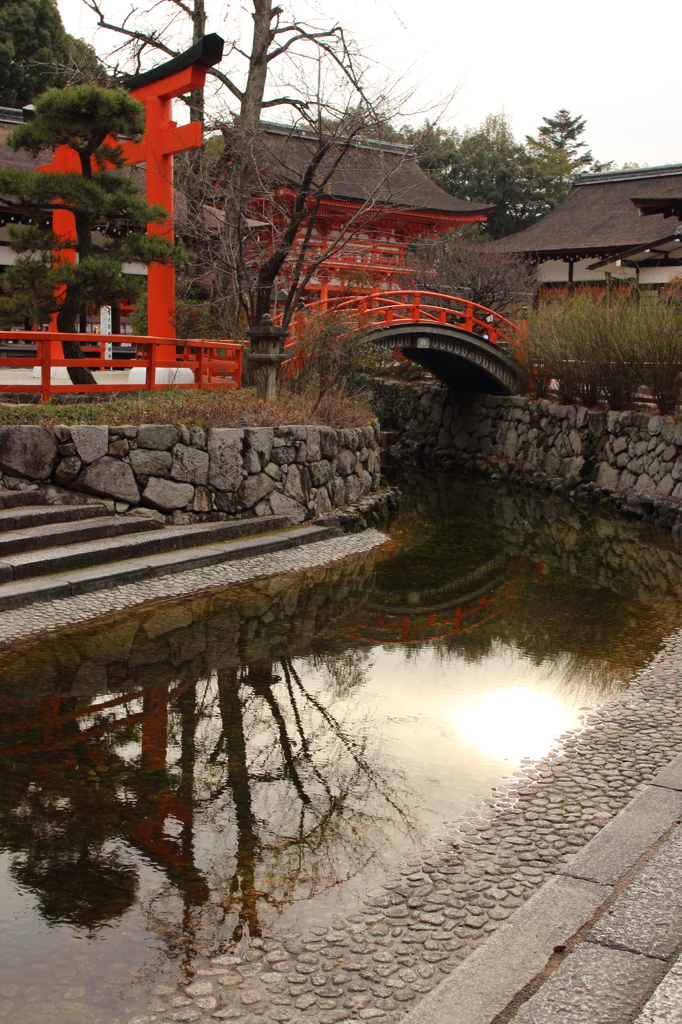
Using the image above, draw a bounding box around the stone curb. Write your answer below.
[401,756,682,1024]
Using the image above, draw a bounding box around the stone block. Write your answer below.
[360,470,372,495]
[108,438,129,459]
[264,462,282,481]
[0,425,58,480]
[192,486,214,513]
[635,951,682,1024]
[207,428,243,491]
[587,410,606,436]
[334,450,355,477]
[276,424,307,441]
[244,427,274,467]
[239,472,275,508]
[401,875,607,1024]
[309,460,333,487]
[78,456,140,504]
[129,448,173,477]
[306,427,321,462]
[657,473,675,496]
[595,461,619,490]
[189,426,206,449]
[270,489,307,523]
[562,784,682,887]
[70,424,109,464]
[320,427,339,459]
[331,477,345,506]
[53,456,81,486]
[171,444,209,485]
[270,445,296,466]
[109,424,137,439]
[143,476,194,511]
[510,944,661,1024]
[214,492,237,513]
[635,474,656,494]
[137,424,182,450]
[345,474,363,503]
[342,428,361,451]
[284,464,310,505]
[253,497,272,516]
[587,823,682,959]
[314,486,332,515]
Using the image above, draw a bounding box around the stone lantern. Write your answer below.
[246,314,289,402]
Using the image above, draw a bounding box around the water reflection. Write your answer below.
[2,475,682,1020]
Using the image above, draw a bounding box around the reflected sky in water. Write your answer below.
[1,473,682,1022]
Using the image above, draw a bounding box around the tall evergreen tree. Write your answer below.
[532,109,591,160]
[0,0,67,107]
[0,84,181,383]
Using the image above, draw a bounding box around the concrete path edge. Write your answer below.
[401,754,682,1024]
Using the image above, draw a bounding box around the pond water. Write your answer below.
[2,474,682,1023]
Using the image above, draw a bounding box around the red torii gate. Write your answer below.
[36,35,224,366]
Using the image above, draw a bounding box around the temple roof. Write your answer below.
[251,123,494,222]
[495,164,682,260]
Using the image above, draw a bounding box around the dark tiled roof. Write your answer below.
[252,123,494,220]
[495,165,682,259]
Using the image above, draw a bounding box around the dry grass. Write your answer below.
[0,386,375,429]
[524,292,682,414]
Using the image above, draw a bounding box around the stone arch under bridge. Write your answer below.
[280,290,524,395]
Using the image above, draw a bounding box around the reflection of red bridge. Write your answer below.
[348,589,505,645]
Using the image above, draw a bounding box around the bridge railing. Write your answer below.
[0,330,242,403]
[275,290,521,377]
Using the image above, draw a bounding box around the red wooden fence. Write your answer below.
[0,330,242,403]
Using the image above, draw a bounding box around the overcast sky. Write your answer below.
[57,0,679,169]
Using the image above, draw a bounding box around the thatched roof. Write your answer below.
[495,165,682,261]
[248,123,494,222]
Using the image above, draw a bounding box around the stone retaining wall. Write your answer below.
[0,421,381,523]
[372,379,682,530]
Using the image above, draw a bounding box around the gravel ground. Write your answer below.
[0,530,387,649]
[130,630,682,1024]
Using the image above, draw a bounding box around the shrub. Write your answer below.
[524,292,682,413]
[285,308,373,409]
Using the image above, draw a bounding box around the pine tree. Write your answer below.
[534,109,592,161]
[0,84,181,384]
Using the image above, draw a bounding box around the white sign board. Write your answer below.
[100,305,112,361]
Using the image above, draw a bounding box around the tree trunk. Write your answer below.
[56,301,97,387]
[188,0,206,125]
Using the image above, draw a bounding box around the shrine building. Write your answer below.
[221,122,494,305]
[495,164,682,296]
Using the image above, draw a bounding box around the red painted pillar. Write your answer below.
[143,93,176,353]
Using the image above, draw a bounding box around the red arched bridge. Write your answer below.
[0,289,522,402]
[280,290,524,396]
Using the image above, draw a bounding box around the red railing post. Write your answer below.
[198,343,206,389]
[147,339,157,391]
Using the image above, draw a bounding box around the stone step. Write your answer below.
[0,515,163,558]
[0,503,108,533]
[0,514,295,582]
[0,522,342,611]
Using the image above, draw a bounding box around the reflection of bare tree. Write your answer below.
[190,657,420,950]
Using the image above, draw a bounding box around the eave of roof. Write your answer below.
[588,230,682,269]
